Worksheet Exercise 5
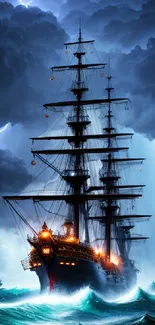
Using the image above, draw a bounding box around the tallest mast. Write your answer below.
[72,27,84,239]
[62,27,92,239]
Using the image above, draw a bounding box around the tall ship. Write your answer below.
[3,29,151,296]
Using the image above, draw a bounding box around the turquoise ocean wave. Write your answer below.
[1,284,155,325]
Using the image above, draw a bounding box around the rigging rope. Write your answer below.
[5,199,37,236]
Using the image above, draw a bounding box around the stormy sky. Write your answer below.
[0,0,155,288]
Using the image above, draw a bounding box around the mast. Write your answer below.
[93,73,148,263]
[62,27,91,239]
[100,75,115,262]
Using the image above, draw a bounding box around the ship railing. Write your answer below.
[57,248,97,262]
[62,169,89,177]
[99,170,117,177]
[21,257,31,271]
[79,241,91,248]
[68,115,90,123]
[21,253,41,271]
[27,235,38,243]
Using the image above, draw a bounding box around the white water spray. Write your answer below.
[0,287,89,309]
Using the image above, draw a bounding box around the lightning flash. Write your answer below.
[0,123,9,134]
[20,0,32,8]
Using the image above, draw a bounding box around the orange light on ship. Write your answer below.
[39,222,53,240]
[94,247,105,257]
[39,230,52,241]
[42,247,51,255]
[65,236,79,244]
[67,236,75,242]
[33,263,37,267]
[41,231,51,238]
[110,253,122,268]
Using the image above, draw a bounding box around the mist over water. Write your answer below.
[0,285,155,325]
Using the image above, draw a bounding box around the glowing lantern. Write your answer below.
[42,247,51,255]
[31,160,36,166]
[39,222,53,240]
[45,113,49,118]
[41,231,51,238]
[50,76,55,80]
[33,263,37,267]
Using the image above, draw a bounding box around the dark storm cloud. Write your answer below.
[10,5,58,27]
[0,0,16,6]
[84,5,140,38]
[35,0,65,13]
[142,0,155,13]
[0,4,68,125]
[59,0,147,22]
[59,0,97,18]
[0,149,31,192]
[60,10,89,35]
[114,37,155,137]
[99,0,147,9]
[102,10,155,49]
[0,1,14,17]
[60,4,139,36]
[0,0,154,137]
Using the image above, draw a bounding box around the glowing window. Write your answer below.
[42,247,51,255]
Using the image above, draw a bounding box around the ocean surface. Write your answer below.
[1,284,155,325]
